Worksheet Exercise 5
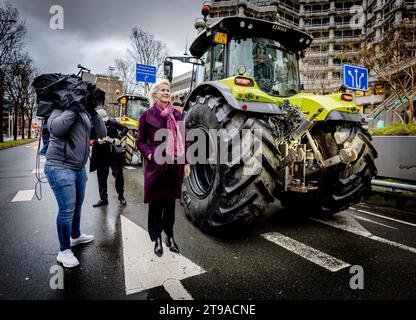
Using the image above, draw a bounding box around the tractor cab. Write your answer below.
[116,94,149,129]
[165,16,312,98]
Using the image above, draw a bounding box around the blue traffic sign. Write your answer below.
[136,64,156,84]
[342,64,368,91]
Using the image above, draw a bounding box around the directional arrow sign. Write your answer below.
[342,64,368,91]
[136,64,156,84]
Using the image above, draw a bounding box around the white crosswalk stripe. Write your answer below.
[124,166,136,170]
[352,215,399,230]
[11,190,35,202]
[351,207,416,228]
[262,232,351,272]
[120,215,205,298]
[312,214,416,254]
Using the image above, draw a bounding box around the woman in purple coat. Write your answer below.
[136,79,190,257]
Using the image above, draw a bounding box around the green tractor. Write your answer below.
[164,16,377,230]
[116,94,149,165]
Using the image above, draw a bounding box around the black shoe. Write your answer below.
[93,199,108,207]
[166,237,180,253]
[118,194,127,206]
[154,237,163,257]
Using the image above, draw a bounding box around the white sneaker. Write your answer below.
[57,249,79,268]
[70,233,95,247]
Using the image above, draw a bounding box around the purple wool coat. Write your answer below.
[136,105,185,203]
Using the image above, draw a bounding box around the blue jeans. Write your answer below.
[44,165,88,251]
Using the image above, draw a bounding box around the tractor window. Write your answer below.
[197,44,225,83]
[211,44,224,80]
[203,50,211,82]
[126,99,149,120]
[229,37,300,97]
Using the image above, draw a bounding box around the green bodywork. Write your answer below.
[220,76,360,121]
[115,116,139,130]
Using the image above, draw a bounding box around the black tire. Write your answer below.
[280,121,378,215]
[122,130,136,165]
[181,95,281,231]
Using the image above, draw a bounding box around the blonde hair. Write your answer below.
[148,79,171,107]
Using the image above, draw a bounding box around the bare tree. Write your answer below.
[0,1,26,142]
[25,79,37,139]
[302,49,331,94]
[127,28,168,94]
[5,52,34,140]
[115,58,138,94]
[360,24,416,124]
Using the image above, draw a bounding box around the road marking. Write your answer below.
[32,168,44,174]
[124,166,136,170]
[352,215,399,230]
[120,215,205,297]
[312,214,416,254]
[163,279,193,300]
[351,207,416,228]
[11,190,35,202]
[262,232,351,272]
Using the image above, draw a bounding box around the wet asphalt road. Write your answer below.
[1,142,416,300]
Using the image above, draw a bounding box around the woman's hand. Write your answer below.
[184,164,191,177]
[147,153,152,161]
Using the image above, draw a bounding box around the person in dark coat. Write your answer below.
[90,109,129,207]
[136,79,190,257]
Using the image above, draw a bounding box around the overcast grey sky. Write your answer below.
[12,0,202,77]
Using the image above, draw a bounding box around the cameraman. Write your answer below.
[90,109,128,207]
[44,86,106,268]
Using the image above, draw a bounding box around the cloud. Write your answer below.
[11,0,202,77]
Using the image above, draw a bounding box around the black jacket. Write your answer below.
[90,119,129,171]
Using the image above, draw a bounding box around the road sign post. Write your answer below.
[136,64,156,84]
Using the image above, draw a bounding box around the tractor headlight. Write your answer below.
[237,65,247,75]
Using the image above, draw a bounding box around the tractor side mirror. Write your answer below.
[164,60,173,82]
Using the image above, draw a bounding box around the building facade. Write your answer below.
[82,72,122,118]
[171,71,193,101]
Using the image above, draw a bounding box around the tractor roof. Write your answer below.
[190,16,313,58]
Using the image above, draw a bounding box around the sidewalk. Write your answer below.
[2,135,23,142]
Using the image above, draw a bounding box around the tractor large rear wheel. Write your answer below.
[121,129,142,166]
[182,95,281,231]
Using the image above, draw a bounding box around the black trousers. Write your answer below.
[96,160,124,201]
[148,199,176,242]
